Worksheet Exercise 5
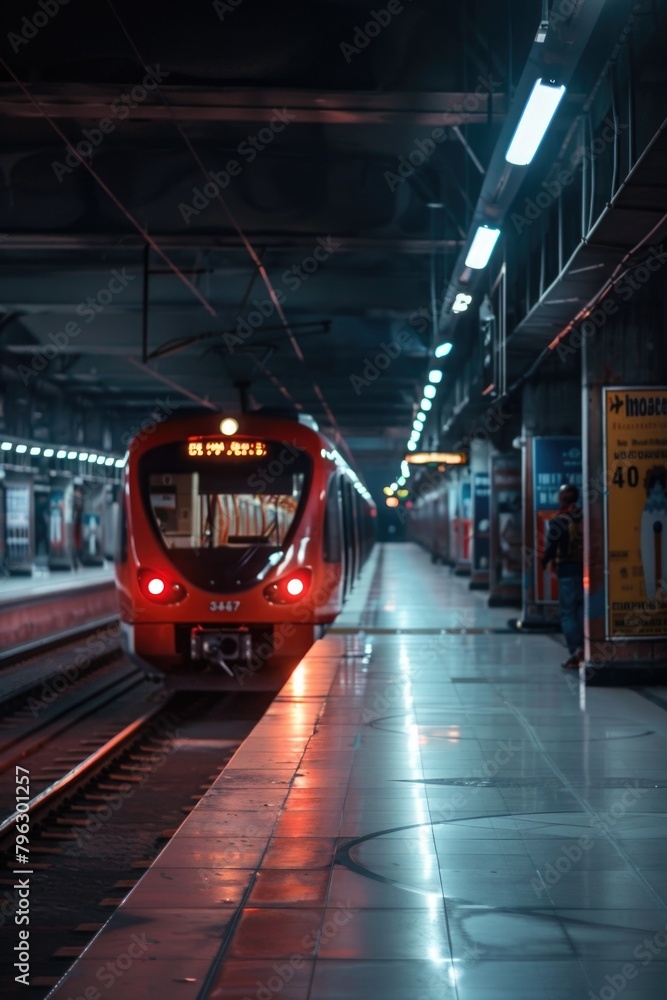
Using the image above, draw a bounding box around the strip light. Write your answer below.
[505,78,566,166]
[465,226,501,270]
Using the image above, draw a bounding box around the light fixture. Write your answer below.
[87,454,97,463]
[97,455,106,465]
[220,417,239,435]
[416,411,425,421]
[413,419,423,431]
[1,441,12,451]
[400,461,409,478]
[428,370,443,384]
[452,293,472,314]
[407,440,417,451]
[421,398,432,411]
[465,226,501,270]
[390,482,398,491]
[435,342,453,358]
[383,486,394,496]
[115,458,126,468]
[43,449,54,457]
[57,449,67,459]
[16,444,28,454]
[397,476,405,486]
[105,457,115,466]
[67,450,77,459]
[30,446,41,456]
[505,78,566,166]
[424,385,437,399]
[406,451,467,465]
[78,452,89,461]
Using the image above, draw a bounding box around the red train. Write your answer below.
[115,409,375,685]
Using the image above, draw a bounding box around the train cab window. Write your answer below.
[147,471,305,549]
[137,440,311,592]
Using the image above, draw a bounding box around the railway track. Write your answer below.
[0,626,278,1000]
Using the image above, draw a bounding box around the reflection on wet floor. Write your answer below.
[47,544,667,1000]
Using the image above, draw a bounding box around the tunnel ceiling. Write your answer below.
[0,0,550,483]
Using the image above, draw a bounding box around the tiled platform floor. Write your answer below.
[49,545,667,1000]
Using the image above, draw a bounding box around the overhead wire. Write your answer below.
[103,0,352,459]
[0,58,217,318]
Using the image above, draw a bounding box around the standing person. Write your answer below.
[541,483,584,668]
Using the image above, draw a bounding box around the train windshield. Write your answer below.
[138,439,311,592]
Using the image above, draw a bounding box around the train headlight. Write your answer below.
[263,568,312,604]
[138,569,187,604]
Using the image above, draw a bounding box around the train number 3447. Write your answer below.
[209,600,241,612]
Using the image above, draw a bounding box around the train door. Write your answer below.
[5,476,34,574]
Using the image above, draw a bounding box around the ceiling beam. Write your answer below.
[0,87,506,127]
[0,234,463,253]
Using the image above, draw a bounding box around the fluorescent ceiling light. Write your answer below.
[452,293,472,314]
[43,449,54,457]
[57,449,67,458]
[506,78,566,166]
[16,444,27,453]
[435,342,453,358]
[413,419,423,431]
[424,385,437,399]
[465,226,501,270]
[30,446,41,455]
[1,441,12,450]
[421,398,432,411]
[428,370,443,384]
[407,440,417,452]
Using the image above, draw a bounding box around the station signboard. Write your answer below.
[604,388,667,638]
[471,471,490,588]
[533,437,583,604]
[488,453,521,606]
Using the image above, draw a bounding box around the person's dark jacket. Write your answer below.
[541,505,583,579]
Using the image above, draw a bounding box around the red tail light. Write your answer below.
[263,568,312,604]
[138,569,187,604]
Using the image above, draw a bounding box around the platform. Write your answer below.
[0,565,116,656]
[48,544,667,1000]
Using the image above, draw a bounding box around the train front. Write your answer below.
[115,413,342,684]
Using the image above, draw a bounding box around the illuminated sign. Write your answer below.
[405,452,468,465]
[187,438,268,458]
[604,388,667,638]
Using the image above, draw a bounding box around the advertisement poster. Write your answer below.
[448,481,459,566]
[471,471,490,587]
[489,454,522,606]
[604,388,667,638]
[458,479,472,567]
[533,437,583,603]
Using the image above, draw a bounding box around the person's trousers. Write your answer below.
[558,576,584,654]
